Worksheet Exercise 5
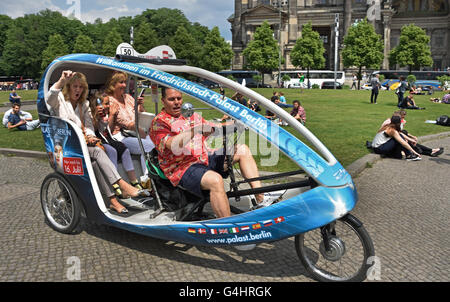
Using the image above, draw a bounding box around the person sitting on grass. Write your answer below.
[372,115,421,161]
[6,103,40,131]
[290,100,306,125]
[276,92,293,108]
[398,92,425,110]
[3,104,34,128]
[379,110,443,157]
[9,89,22,105]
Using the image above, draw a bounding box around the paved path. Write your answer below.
[0,101,37,113]
[0,136,448,282]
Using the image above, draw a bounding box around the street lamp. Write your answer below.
[273,0,288,87]
[334,13,339,89]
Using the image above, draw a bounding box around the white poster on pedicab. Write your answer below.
[116,43,177,60]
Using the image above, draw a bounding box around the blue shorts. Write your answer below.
[179,152,228,197]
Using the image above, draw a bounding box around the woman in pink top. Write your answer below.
[106,71,155,176]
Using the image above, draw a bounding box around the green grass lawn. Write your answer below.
[0,90,39,105]
[1,88,449,171]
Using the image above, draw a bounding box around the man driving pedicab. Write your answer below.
[150,87,272,218]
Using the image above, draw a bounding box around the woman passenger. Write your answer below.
[46,70,146,214]
[89,93,146,190]
[106,71,154,176]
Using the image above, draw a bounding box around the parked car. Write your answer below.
[321,81,342,89]
[361,83,387,90]
[246,83,272,88]
[286,82,307,89]
[198,79,219,89]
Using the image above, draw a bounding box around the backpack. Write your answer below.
[436,115,450,126]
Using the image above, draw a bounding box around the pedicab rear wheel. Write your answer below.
[295,214,375,282]
[40,173,81,234]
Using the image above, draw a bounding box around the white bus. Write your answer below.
[281,70,345,89]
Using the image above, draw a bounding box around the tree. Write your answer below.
[41,34,69,70]
[169,26,201,66]
[342,19,384,89]
[253,74,263,88]
[199,27,233,72]
[281,74,291,88]
[0,15,12,72]
[73,34,95,53]
[0,23,27,76]
[389,24,433,73]
[139,8,191,45]
[101,28,123,57]
[290,22,325,88]
[134,22,159,54]
[243,21,279,85]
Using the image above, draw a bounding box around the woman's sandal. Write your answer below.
[113,183,124,198]
[130,180,143,190]
[109,203,128,214]
[430,147,444,157]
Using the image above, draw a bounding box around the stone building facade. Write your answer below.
[228,0,450,72]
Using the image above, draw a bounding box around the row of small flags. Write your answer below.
[188,216,285,235]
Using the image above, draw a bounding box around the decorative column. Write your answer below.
[288,0,298,43]
[381,2,394,70]
[344,0,352,36]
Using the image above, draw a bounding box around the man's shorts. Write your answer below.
[179,151,229,197]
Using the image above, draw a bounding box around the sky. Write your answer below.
[0,0,234,41]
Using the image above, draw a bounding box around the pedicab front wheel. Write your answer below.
[40,173,81,234]
[295,214,375,282]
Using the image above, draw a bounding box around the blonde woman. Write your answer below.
[46,70,146,214]
[106,71,154,176]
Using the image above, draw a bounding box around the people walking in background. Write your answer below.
[351,74,357,90]
[370,74,380,104]
[298,73,305,92]
[397,76,408,107]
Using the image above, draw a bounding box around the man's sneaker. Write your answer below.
[406,154,421,161]
[251,193,278,210]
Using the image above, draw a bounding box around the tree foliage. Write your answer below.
[389,24,433,73]
[199,27,233,72]
[169,26,201,66]
[290,22,325,87]
[101,28,123,57]
[41,34,69,70]
[0,8,230,79]
[134,22,159,54]
[73,34,95,54]
[243,21,279,82]
[342,19,384,88]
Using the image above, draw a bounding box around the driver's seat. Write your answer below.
[146,149,211,221]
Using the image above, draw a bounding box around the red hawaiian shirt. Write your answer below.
[150,109,216,186]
